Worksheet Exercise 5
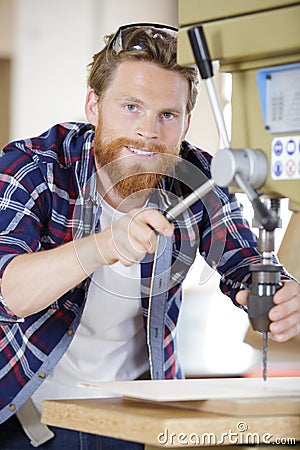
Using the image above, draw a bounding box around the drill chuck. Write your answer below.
[248,264,282,332]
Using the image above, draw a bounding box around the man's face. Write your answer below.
[93,60,190,199]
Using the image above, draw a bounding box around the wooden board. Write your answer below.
[79,377,300,416]
[42,396,300,446]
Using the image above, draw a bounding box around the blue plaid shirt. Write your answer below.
[0,122,270,423]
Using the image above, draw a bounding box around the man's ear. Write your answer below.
[85,89,99,126]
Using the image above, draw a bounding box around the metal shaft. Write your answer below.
[164,178,215,221]
[205,78,230,149]
[263,331,268,381]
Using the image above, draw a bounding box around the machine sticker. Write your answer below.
[271,136,300,180]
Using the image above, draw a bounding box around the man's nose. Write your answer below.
[135,114,159,139]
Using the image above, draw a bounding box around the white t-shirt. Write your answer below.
[32,199,149,411]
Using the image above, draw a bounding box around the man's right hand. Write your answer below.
[96,208,174,266]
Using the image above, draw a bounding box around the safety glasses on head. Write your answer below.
[107,23,178,56]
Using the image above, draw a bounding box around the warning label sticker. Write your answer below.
[271,136,300,180]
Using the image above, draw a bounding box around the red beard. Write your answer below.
[93,128,180,200]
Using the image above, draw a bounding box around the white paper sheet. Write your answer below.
[78,377,300,402]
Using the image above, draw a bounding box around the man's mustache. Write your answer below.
[102,137,169,155]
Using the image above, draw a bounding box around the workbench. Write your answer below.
[42,391,300,448]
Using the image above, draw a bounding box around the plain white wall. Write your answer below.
[10,0,94,139]
[91,0,178,39]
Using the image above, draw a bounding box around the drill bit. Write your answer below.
[263,331,268,381]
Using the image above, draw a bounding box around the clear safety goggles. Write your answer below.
[107,23,178,56]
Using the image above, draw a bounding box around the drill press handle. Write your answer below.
[188,26,277,232]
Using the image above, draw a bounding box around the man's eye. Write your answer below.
[162,112,174,120]
[125,104,138,111]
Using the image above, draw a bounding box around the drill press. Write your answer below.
[176,1,300,379]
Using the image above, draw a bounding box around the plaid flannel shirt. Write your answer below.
[0,122,265,423]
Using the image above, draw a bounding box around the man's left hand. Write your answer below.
[236,280,300,342]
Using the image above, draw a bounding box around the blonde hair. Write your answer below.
[87,25,199,114]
